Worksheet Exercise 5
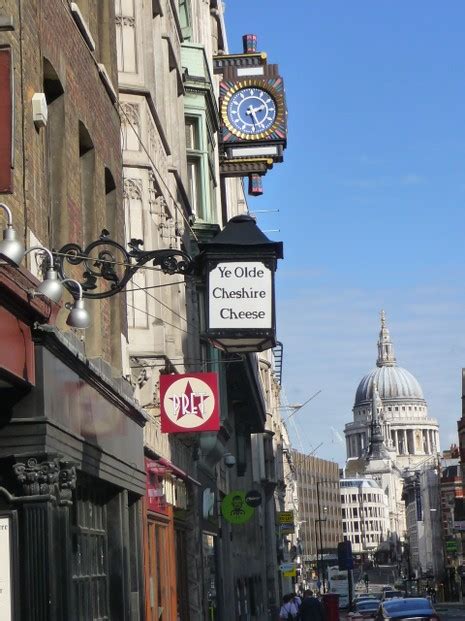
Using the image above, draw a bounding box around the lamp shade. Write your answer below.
[36,269,63,304]
[66,298,90,329]
[0,226,25,266]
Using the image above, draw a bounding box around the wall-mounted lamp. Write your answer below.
[0,204,90,329]
[24,246,63,303]
[62,280,90,329]
[0,203,25,266]
[224,453,236,469]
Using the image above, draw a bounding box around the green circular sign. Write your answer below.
[221,490,255,524]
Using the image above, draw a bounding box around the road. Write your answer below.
[436,604,465,620]
[343,603,465,621]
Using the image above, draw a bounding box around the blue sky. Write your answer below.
[224,1,465,464]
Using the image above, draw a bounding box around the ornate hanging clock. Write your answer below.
[214,34,288,194]
[220,79,286,142]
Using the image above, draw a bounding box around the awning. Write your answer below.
[146,455,201,487]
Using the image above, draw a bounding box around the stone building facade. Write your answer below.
[340,478,390,557]
[292,452,343,583]
[116,1,288,619]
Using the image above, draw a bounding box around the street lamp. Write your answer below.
[315,506,328,592]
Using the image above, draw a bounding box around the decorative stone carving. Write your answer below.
[153,378,160,408]
[123,177,143,200]
[147,115,169,186]
[58,462,77,502]
[121,102,140,126]
[13,456,76,501]
[121,103,141,151]
[136,367,151,388]
[115,15,136,27]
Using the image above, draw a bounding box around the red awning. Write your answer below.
[147,456,200,486]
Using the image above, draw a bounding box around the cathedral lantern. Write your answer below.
[198,214,283,353]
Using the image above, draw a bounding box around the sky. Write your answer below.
[224,1,465,464]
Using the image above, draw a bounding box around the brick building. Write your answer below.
[0,3,146,619]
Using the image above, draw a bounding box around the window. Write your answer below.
[178,0,192,40]
[186,116,203,218]
[185,114,216,221]
[43,59,65,247]
[72,477,111,620]
[175,528,190,620]
[79,121,96,244]
[115,0,137,73]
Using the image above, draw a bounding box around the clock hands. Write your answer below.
[246,103,266,129]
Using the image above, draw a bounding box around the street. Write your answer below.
[436,604,465,620]
[344,604,465,621]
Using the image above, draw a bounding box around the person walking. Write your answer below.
[299,590,326,621]
[279,594,299,620]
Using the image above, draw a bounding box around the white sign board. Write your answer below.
[0,516,12,620]
[209,261,272,330]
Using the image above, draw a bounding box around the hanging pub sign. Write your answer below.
[160,372,220,433]
[199,214,283,353]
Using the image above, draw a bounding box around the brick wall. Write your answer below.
[0,0,125,369]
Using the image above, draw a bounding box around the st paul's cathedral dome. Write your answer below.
[344,311,439,469]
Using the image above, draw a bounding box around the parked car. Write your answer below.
[374,597,440,620]
[381,590,403,601]
[354,594,379,603]
[354,598,381,618]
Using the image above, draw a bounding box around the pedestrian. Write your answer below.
[279,594,299,620]
[291,592,302,613]
[299,589,326,621]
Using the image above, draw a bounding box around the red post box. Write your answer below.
[322,593,340,621]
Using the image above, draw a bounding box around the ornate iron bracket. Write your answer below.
[53,230,194,300]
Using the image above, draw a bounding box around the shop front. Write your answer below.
[144,456,194,621]
[0,265,147,621]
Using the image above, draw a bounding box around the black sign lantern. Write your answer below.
[199,215,283,353]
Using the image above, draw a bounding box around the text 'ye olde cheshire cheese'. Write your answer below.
[209,262,272,326]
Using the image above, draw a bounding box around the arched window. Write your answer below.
[78,121,95,244]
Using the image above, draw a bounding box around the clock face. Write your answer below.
[226,87,277,136]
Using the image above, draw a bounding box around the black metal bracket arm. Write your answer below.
[53,230,194,300]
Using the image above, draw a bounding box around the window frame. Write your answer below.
[185,111,217,222]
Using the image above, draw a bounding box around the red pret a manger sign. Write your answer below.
[160,372,220,433]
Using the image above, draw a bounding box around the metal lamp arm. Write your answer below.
[23,245,56,269]
[60,278,84,300]
[54,230,195,300]
[0,202,14,228]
